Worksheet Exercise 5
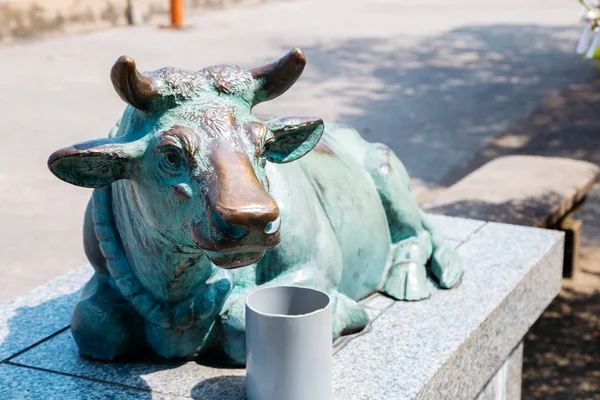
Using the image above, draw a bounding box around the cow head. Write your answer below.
[48,49,324,269]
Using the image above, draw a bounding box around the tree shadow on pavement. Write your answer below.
[424,192,565,227]
[291,24,594,186]
[439,59,600,186]
[523,287,600,400]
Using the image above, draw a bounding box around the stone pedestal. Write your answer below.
[0,216,563,399]
[476,342,523,400]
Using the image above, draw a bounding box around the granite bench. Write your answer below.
[423,155,599,277]
[0,216,564,400]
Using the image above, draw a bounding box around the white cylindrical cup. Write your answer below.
[245,286,332,400]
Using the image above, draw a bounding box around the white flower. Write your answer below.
[577,25,594,54]
[586,30,600,58]
[583,9,598,22]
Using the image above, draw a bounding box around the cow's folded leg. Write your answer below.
[381,235,432,301]
[363,142,463,293]
[71,275,142,361]
[363,142,421,242]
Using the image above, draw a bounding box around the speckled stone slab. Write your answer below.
[425,214,486,242]
[331,222,562,400]
[0,363,179,400]
[0,265,92,362]
[9,330,247,399]
[423,156,600,227]
[0,217,563,399]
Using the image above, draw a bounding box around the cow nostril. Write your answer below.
[264,216,281,235]
[213,211,246,239]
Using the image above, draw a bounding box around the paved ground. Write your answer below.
[2,1,600,397]
[0,0,591,302]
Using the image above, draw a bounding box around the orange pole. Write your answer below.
[171,0,184,28]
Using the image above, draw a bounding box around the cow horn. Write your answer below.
[110,56,161,110]
[249,48,306,105]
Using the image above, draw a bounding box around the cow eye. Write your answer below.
[165,152,180,167]
[158,148,185,176]
[261,135,276,157]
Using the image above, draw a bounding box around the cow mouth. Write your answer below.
[206,250,267,269]
[191,222,280,269]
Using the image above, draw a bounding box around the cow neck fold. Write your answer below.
[91,184,225,329]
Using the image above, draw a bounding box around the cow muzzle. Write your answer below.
[191,195,282,269]
[192,148,283,268]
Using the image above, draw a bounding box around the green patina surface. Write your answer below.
[48,49,463,365]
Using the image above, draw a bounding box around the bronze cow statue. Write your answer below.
[48,48,463,365]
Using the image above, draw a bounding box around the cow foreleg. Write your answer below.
[72,275,143,360]
[217,268,327,365]
[218,267,368,365]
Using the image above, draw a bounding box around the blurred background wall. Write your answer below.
[0,0,260,44]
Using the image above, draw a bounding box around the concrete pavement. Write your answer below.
[0,0,592,302]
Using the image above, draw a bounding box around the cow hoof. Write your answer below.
[71,297,134,361]
[381,261,431,301]
[333,292,369,338]
[431,246,463,289]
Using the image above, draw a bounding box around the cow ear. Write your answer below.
[264,117,324,163]
[48,138,145,188]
